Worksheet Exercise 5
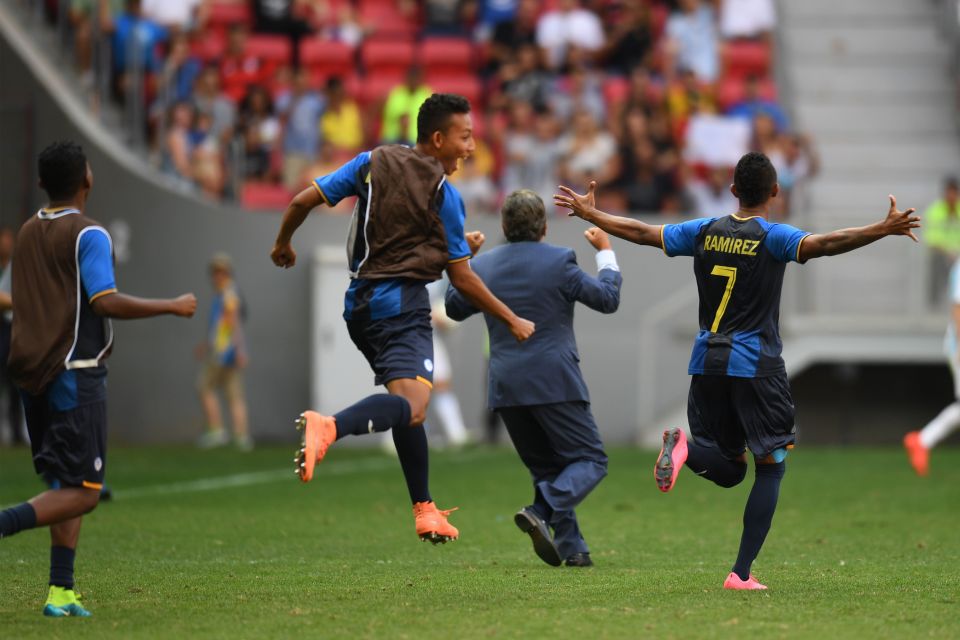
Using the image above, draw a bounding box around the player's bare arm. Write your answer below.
[92,292,197,319]
[446,259,535,342]
[271,185,325,268]
[554,181,663,248]
[798,195,919,262]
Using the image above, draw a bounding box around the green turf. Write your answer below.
[1,445,958,639]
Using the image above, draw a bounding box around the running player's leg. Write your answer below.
[500,406,563,566]
[680,375,747,489]
[905,353,960,475]
[431,335,468,447]
[728,374,796,587]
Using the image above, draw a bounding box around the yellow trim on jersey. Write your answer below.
[82,481,103,490]
[448,255,471,264]
[88,288,117,303]
[416,376,434,389]
[42,206,74,213]
[659,225,669,256]
[312,182,333,207]
[796,234,812,263]
[731,214,762,221]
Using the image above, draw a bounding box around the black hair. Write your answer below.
[416,93,471,144]
[501,190,546,242]
[733,151,777,208]
[946,176,958,191]
[38,141,88,201]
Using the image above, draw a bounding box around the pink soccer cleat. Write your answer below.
[655,428,688,493]
[723,572,768,590]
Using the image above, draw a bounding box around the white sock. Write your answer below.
[433,391,468,446]
[920,401,960,449]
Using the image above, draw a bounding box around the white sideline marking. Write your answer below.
[114,456,400,500]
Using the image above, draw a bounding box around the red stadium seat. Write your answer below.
[358,2,420,40]
[207,1,252,32]
[425,75,482,107]
[361,40,415,77]
[358,74,404,106]
[192,32,227,62]
[300,39,355,80]
[240,183,294,210]
[245,35,293,66]
[722,41,772,80]
[418,38,474,75]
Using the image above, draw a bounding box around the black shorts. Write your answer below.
[22,370,108,490]
[687,373,796,460]
[346,308,435,388]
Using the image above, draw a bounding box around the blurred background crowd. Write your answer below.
[38,0,818,216]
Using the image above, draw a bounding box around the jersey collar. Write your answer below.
[37,207,81,220]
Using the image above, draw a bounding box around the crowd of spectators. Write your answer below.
[47,0,817,217]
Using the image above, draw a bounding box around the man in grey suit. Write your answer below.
[445,189,623,567]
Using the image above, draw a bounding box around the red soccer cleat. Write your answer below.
[655,428,689,493]
[413,501,460,544]
[903,431,929,477]
[723,572,768,590]
[295,411,337,483]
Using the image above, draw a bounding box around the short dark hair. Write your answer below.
[733,151,777,208]
[416,93,470,144]
[945,176,958,191]
[501,190,546,242]
[38,141,88,201]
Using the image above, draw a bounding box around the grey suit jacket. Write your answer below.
[445,241,622,409]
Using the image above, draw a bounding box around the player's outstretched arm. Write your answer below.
[271,186,325,269]
[798,195,919,262]
[446,259,535,342]
[92,292,197,319]
[554,181,663,248]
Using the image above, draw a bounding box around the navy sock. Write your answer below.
[733,461,786,581]
[49,545,76,589]
[0,502,37,538]
[685,442,747,488]
[392,422,431,504]
[334,395,412,439]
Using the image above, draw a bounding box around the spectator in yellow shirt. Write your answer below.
[321,76,363,154]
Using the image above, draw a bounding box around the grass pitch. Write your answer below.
[1,444,958,639]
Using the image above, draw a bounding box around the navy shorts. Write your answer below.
[687,373,797,460]
[22,368,108,490]
[346,308,435,388]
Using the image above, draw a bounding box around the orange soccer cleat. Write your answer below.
[413,501,460,544]
[294,411,337,482]
[903,431,929,477]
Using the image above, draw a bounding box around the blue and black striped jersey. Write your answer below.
[662,214,811,378]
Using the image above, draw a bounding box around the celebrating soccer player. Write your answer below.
[555,151,919,589]
[0,141,197,616]
[271,94,535,544]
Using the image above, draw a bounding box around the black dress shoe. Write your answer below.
[513,507,562,567]
[564,552,593,567]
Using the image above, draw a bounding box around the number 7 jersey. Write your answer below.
[661,214,811,378]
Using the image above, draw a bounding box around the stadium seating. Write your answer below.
[244,35,293,67]
[300,39,355,82]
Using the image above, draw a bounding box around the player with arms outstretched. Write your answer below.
[555,152,919,589]
[0,141,196,616]
[271,94,534,543]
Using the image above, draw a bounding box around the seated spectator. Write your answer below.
[687,166,738,217]
[193,66,237,145]
[219,23,272,103]
[321,76,363,154]
[720,0,776,41]
[161,101,197,191]
[536,0,606,70]
[775,133,819,218]
[107,0,168,99]
[667,67,717,133]
[559,109,619,193]
[190,111,226,199]
[486,0,537,75]
[381,67,432,145]
[496,43,552,112]
[728,76,788,132]
[159,33,203,107]
[238,85,281,181]
[251,0,315,68]
[450,144,499,215]
[142,0,205,33]
[549,55,606,125]
[665,0,719,82]
[600,0,654,76]
[478,0,519,32]
[424,0,474,36]
[503,104,563,209]
[619,138,680,215]
[276,68,325,191]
